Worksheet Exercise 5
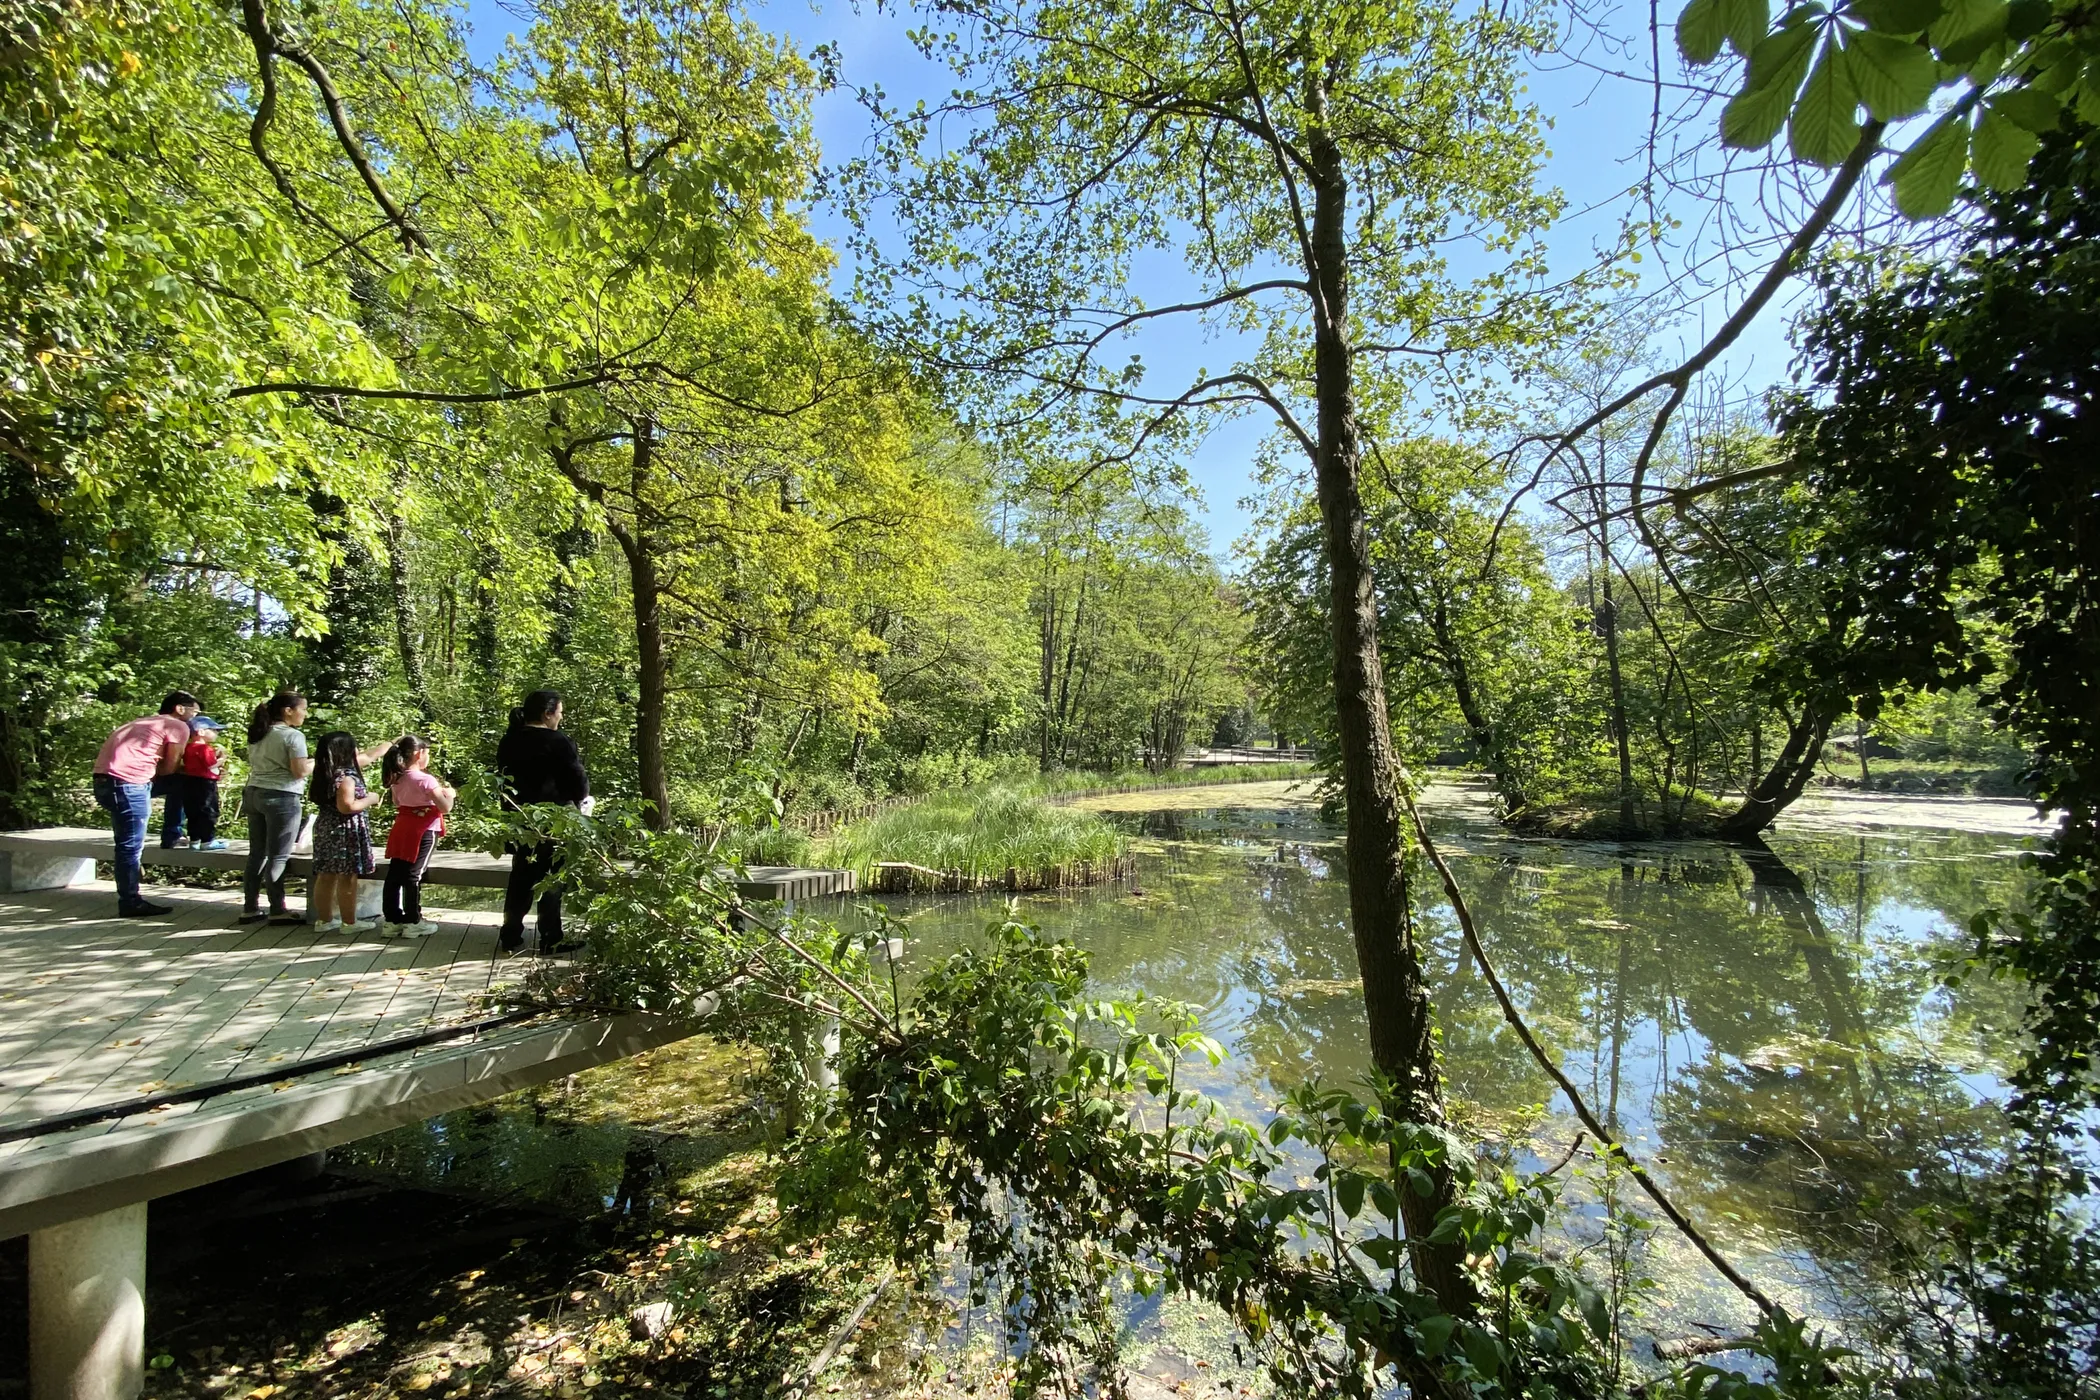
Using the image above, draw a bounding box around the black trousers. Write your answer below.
[501,840,563,947]
[383,828,439,924]
[161,775,219,846]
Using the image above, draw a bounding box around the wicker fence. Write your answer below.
[867,854,1139,895]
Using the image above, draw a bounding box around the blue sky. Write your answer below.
[462,0,1809,556]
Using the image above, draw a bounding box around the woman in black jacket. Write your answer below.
[496,689,589,954]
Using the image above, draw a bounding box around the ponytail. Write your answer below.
[247,691,306,746]
[381,735,428,789]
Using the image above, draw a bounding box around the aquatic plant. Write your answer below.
[819,786,1127,886]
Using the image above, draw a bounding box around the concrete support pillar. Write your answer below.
[30,1202,147,1400]
[783,1009,840,1134]
[1,852,97,893]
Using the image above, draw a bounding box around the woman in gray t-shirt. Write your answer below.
[239,692,312,923]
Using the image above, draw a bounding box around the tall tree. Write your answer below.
[849,0,1590,1308]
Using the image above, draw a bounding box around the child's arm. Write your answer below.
[432,783,456,814]
[336,776,378,815]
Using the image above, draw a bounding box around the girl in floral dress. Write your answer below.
[308,730,379,933]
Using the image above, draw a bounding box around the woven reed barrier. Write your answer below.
[869,854,1139,895]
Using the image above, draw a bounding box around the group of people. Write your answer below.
[90,688,589,955]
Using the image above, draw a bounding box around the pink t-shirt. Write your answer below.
[93,715,190,785]
[390,768,443,807]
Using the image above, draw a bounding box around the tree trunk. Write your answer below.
[629,422,672,829]
[1432,600,1523,811]
[1718,702,1835,840]
[1037,578,1059,773]
[1595,550,1636,834]
[382,466,434,728]
[1304,86,1472,1317]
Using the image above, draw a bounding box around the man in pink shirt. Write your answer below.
[92,691,199,916]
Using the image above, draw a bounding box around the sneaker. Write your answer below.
[164,837,191,850]
[235,910,267,925]
[313,918,343,934]
[499,929,526,955]
[267,911,304,926]
[536,937,571,958]
[195,839,230,852]
[120,900,174,918]
[405,921,440,938]
[341,919,378,934]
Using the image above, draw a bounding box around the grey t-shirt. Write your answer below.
[246,724,309,793]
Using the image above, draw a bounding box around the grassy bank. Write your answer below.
[820,786,1127,887]
[1021,760,1322,801]
[1504,787,1733,840]
[1815,758,2027,797]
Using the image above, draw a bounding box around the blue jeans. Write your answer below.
[93,774,152,909]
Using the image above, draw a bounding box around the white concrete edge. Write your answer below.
[0,829,855,897]
[0,1012,698,1240]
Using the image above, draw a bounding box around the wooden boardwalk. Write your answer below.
[0,881,518,1134]
[0,880,694,1240]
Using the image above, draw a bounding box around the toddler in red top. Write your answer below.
[167,716,228,849]
[380,735,456,936]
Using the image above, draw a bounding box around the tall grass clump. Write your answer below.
[822,786,1126,884]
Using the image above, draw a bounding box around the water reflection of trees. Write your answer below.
[896,809,2032,1282]
[1225,820,2031,1290]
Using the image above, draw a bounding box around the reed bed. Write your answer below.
[821,787,1129,890]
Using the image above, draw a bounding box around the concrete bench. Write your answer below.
[0,826,855,919]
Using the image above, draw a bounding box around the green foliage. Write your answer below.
[783,916,1618,1398]
[1778,123,2100,1103]
[0,0,1252,829]
[1242,438,1599,812]
[1680,0,2100,211]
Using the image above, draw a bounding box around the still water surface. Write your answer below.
[888,797,2035,1333]
[340,788,2038,1346]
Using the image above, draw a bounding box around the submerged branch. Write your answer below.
[1396,778,1781,1321]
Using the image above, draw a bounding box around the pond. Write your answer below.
[119,781,2035,1394]
[883,786,2039,1342]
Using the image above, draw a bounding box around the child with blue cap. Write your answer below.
[162,715,230,851]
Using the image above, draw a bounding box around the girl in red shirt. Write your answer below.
[380,736,456,937]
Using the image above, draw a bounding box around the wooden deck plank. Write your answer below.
[0,882,522,1133]
[0,891,279,1118]
[6,893,299,1117]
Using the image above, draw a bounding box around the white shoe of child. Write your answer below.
[406,921,440,937]
[313,918,343,934]
[341,919,378,935]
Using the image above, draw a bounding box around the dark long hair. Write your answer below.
[246,691,306,746]
[381,735,429,790]
[307,731,361,805]
[509,690,563,729]
[159,691,198,716]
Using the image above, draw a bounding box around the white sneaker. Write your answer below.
[313,918,343,934]
[406,921,440,937]
[342,919,378,934]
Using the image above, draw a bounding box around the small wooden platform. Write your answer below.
[0,825,858,902]
[0,881,691,1239]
